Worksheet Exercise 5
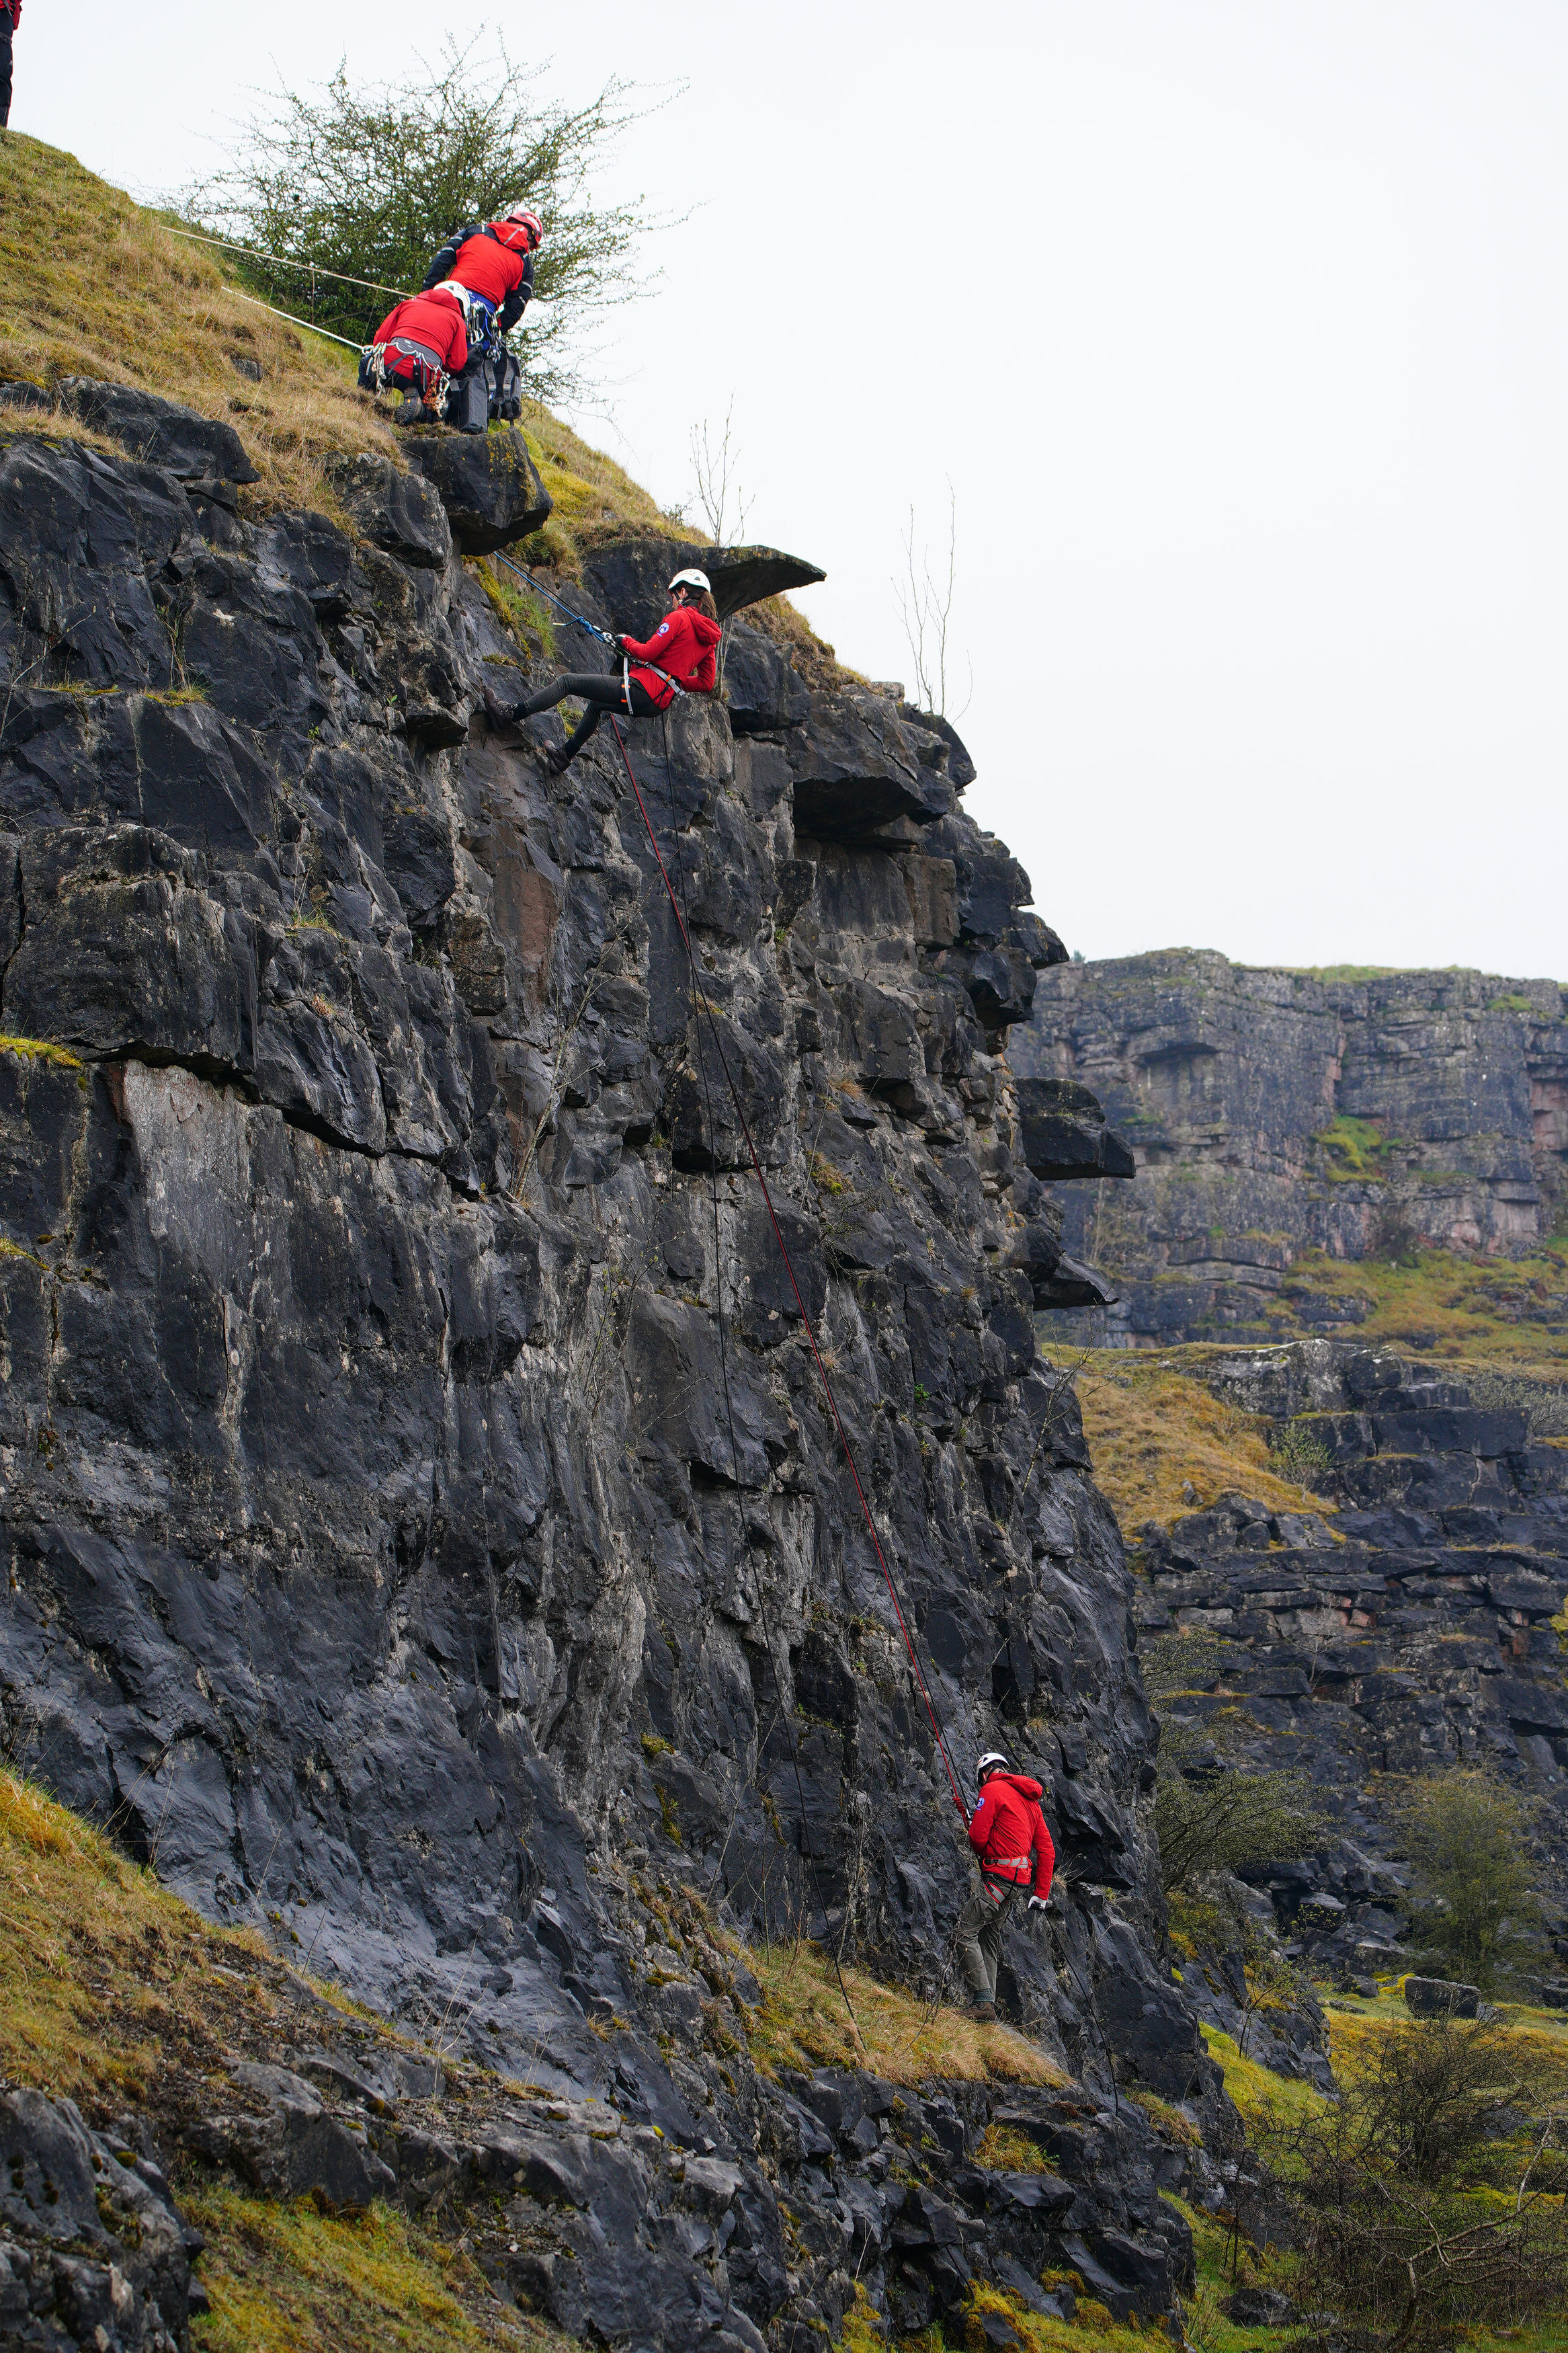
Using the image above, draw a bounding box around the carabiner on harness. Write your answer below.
[360,338,452,413]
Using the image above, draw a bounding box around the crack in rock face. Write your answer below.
[0,402,1223,2342]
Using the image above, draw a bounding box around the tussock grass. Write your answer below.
[184,2188,563,2352]
[0,1769,575,2348]
[1049,1353,1335,1531]
[0,1034,83,1069]
[749,1938,1069,2088]
[1279,1242,1568,1363]
[0,134,397,512]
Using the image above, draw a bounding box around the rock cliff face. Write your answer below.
[0,400,1209,2342]
[1009,950,1568,1345]
[1132,1344,1568,1975]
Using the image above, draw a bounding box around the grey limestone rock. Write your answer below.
[403,426,551,555]
[1012,948,1568,1343]
[1403,1977,1481,2020]
[0,399,1212,2335]
[0,2085,198,2351]
[322,448,453,568]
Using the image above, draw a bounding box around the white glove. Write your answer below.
[1028,1895,1049,1917]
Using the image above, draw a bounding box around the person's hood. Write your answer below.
[995,1773,1043,1802]
[686,610,722,648]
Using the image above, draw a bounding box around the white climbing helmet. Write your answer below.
[668,568,712,594]
[977,1751,1011,1786]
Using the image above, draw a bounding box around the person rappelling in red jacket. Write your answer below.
[485,569,723,779]
[958,1750,1055,2022]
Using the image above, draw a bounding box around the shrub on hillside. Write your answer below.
[1269,1416,1334,1490]
[189,38,663,401]
[1143,1632,1322,1895]
[1260,2016,1568,2348]
[1393,1767,1545,1992]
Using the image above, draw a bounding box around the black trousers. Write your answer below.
[518,672,663,763]
[1,15,13,128]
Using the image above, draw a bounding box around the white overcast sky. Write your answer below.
[16,1,1568,978]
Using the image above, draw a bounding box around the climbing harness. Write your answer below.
[436,279,500,353]
[359,335,452,412]
[606,712,970,1825]
[487,552,690,711]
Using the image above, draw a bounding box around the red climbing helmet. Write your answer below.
[497,206,544,253]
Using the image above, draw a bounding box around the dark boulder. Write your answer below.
[54,376,259,490]
[1016,1077,1136,1180]
[1403,1977,1480,2019]
[322,450,452,569]
[786,690,953,841]
[403,426,552,554]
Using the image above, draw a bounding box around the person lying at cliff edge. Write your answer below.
[486,570,722,779]
[958,1750,1055,2022]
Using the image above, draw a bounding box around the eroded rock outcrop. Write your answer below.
[0,405,1210,2340]
[1011,949,1568,1343]
[1133,1343,1568,1978]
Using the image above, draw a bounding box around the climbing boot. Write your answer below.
[542,744,573,779]
[482,685,518,729]
[971,2001,997,2024]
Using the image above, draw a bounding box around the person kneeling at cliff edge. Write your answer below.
[958,1751,1055,2022]
[360,288,468,420]
[486,571,722,779]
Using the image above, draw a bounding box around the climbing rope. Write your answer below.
[647,711,861,2032]
[231,290,368,352]
[606,713,971,1824]
[165,226,415,302]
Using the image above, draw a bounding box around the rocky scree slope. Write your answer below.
[1132,1342,1568,1982]
[1010,949,1568,1345]
[0,392,1214,2346]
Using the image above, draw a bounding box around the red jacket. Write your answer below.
[968,1773,1055,1897]
[620,607,722,709]
[444,228,531,311]
[371,291,468,374]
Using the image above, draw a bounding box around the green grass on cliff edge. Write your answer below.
[1281,1237,1568,1363]
[0,135,841,677]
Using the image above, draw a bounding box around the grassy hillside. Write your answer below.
[1040,1349,1336,1530]
[1278,1238,1568,1364]
[0,131,841,699]
[0,1768,575,2352]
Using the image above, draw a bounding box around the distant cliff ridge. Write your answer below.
[1009,951,1568,1346]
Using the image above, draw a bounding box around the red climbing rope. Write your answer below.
[608,717,971,1821]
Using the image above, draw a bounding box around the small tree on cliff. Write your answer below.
[1393,1767,1544,1991]
[189,36,665,401]
[1143,1630,1321,1895]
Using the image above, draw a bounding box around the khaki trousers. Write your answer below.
[958,1869,1020,2001]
